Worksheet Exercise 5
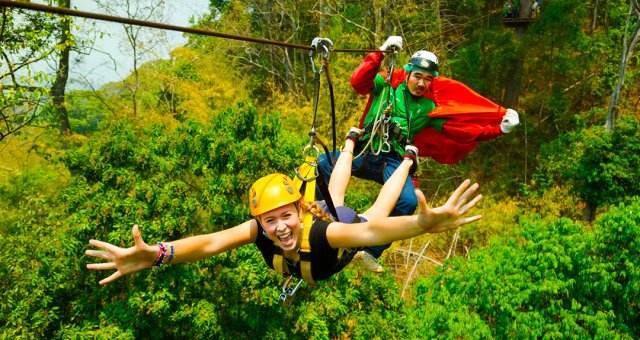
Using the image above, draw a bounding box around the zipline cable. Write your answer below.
[0,0,379,53]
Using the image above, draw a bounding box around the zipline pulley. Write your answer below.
[385,46,399,84]
[307,37,338,162]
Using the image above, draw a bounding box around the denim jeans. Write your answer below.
[318,150,417,258]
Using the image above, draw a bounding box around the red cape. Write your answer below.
[388,73,506,164]
[352,52,506,164]
[416,76,506,164]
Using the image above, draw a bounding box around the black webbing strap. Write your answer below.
[322,58,338,162]
[316,168,339,221]
[402,86,413,145]
[312,135,339,221]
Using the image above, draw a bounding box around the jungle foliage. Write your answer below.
[1,0,640,338]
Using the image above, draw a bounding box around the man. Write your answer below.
[318,36,519,272]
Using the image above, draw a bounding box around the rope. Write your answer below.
[354,86,392,159]
[0,0,378,53]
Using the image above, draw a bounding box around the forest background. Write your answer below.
[1,0,640,338]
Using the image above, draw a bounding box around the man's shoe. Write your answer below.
[353,250,384,273]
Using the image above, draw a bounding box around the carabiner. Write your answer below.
[302,143,321,162]
[309,37,333,74]
[279,276,304,304]
[385,47,398,84]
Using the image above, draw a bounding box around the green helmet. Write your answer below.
[405,50,439,76]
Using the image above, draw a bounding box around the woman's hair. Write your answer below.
[299,200,334,222]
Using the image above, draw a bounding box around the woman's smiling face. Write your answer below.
[258,203,302,252]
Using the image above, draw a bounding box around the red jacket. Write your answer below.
[351,52,506,164]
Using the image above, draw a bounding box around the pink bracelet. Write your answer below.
[153,243,167,266]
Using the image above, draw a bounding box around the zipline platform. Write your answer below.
[502,17,537,27]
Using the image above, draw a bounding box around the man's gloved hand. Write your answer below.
[379,36,403,52]
[500,108,520,133]
[311,37,333,53]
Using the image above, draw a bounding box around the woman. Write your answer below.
[86,132,482,285]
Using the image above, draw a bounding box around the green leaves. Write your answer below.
[410,201,640,338]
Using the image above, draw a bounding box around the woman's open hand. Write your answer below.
[416,179,483,233]
[85,224,156,285]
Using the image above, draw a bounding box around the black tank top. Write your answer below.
[254,218,357,281]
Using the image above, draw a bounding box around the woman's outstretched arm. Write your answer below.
[326,179,482,249]
[85,220,258,285]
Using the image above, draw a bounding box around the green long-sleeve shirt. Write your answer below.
[362,74,445,156]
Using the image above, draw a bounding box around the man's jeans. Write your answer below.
[318,151,417,258]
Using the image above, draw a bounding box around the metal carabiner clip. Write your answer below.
[302,142,321,161]
[279,276,304,304]
[381,123,392,153]
[309,37,333,74]
[385,47,398,84]
[381,138,392,153]
[294,143,320,182]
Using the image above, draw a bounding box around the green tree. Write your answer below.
[49,0,73,134]
[0,3,62,141]
[410,203,640,338]
[536,115,640,220]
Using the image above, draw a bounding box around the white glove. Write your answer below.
[311,37,333,53]
[500,108,520,133]
[379,36,403,51]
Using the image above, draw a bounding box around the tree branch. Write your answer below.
[562,73,596,93]
[309,8,376,38]
[0,47,58,80]
[401,240,432,298]
[0,7,7,42]
[237,55,286,83]
[72,71,117,115]
[1,50,18,87]
[446,229,460,259]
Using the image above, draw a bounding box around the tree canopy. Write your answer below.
[1,0,639,338]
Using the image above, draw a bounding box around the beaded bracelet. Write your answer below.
[153,243,167,267]
[165,245,175,264]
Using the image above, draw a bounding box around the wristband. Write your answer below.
[153,243,167,267]
[165,245,175,264]
[404,153,416,162]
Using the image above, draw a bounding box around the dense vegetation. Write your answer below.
[1,0,639,338]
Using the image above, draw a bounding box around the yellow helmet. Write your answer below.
[249,173,302,216]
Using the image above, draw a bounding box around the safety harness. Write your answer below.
[354,48,415,159]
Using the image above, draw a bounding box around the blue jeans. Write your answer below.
[318,151,417,258]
